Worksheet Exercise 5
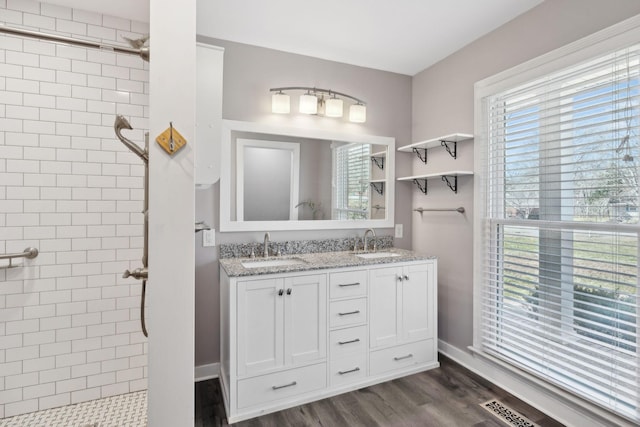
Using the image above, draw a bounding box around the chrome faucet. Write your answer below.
[263,232,271,258]
[363,228,376,253]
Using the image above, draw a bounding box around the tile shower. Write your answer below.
[0,0,148,419]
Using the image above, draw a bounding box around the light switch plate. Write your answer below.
[395,224,403,238]
[202,229,215,247]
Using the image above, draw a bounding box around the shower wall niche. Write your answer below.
[0,1,149,418]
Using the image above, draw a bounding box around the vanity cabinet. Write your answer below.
[220,258,437,424]
[369,263,436,376]
[236,274,327,376]
[327,270,369,387]
[369,263,434,348]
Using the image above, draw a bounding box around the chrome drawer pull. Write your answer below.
[338,367,360,375]
[272,381,297,390]
[338,282,360,287]
[338,310,360,316]
[338,338,361,345]
[393,353,413,361]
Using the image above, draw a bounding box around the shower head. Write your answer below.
[114,115,148,163]
[115,114,133,131]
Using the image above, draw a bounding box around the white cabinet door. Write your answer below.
[369,266,401,348]
[237,278,284,376]
[401,263,434,343]
[370,262,434,349]
[284,274,327,365]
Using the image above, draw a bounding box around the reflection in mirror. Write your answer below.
[237,139,300,221]
[332,141,386,221]
[220,120,395,232]
[234,136,383,222]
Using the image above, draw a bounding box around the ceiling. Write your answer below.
[40,0,543,76]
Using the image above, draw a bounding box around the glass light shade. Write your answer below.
[349,103,367,123]
[325,97,343,117]
[299,94,318,114]
[271,93,290,114]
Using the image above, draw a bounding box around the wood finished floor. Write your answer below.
[194,355,565,427]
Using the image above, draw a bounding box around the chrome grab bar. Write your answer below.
[414,207,465,214]
[1,247,39,267]
[0,247,38,260]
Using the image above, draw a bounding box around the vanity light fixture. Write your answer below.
[270,86,366,123]
[299,91,318,115]
[271,90,290,114]
[325,95,343,117]
[349,103,366,123]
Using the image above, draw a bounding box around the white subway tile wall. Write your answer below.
[0,0,148,418]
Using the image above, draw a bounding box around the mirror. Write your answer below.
[220,120,395,231]
[237,139,300,221]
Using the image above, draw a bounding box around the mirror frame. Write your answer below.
[220,120,395,232]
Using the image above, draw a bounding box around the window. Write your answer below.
[332,143,371,220]
[477,44,640,422]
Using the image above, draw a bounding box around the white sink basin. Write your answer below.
[356,252,401,259]
[241,258,307,268]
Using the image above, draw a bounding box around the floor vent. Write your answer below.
[480,399,539,427]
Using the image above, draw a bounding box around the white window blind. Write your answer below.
[333,143,370,220]
[478,44,640,422]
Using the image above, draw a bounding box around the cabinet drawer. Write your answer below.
[329,352,367,387]
[237,363,326,410]
[329,270,367,299]
[329,298,367,329]
[329,325,367,360]
[369,339,435,376]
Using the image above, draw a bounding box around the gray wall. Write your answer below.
[411,0,640,351]
[195,39,412,366]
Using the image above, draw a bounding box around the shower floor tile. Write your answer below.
[0,390,147,427]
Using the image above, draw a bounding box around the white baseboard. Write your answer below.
[194,362,220,382]
[438,340,634,427]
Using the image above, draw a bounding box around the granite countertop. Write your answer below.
[219,248,435,277]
